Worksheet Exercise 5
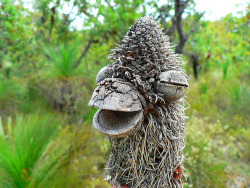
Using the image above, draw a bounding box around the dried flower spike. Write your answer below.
[89,16,189,188]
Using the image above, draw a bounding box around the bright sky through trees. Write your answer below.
[21,0,248,30]
[195,0,247,21]
[71,0,247,30]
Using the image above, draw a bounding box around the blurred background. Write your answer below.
[0,0,249,187]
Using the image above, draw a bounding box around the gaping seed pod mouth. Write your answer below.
[88,78,144,137]
[93,109,143,137]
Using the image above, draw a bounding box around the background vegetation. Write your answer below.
[0,0,249,187]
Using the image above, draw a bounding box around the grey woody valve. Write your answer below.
[155,70,189,103]
[89,16,189,188]
[89,78,144,137]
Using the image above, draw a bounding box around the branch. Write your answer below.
[155,2,175,38]
[175,0,189,54]
[63,3,76,25]
[166,16,177,39]
[74,39,98,69]
[49,6,58,35]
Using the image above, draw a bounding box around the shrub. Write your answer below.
[0,114,68,188]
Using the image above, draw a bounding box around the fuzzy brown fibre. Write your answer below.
[103,16,188,187]
[107,101,187,188]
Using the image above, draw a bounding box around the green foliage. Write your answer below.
[186,14,249,80]
[185,117,228,187]
[80,0,145,41]
[42,42,81,79]
[0,0,35,64]
[0,77,27,104]
[0,114,69,188]
[55,123,109,187]
[0,74,28,119]
[181,12,249,187]
[185,74,249,187]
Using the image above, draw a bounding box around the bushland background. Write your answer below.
[0,0,249,187]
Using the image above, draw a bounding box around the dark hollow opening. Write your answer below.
[98,110,141,130]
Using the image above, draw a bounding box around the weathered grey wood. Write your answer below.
[156,70,189,103]
[89,78,144,137]
[96,65,113,84]
[158,70,189,87]
[89,78,143,112]
[93,109,143,138]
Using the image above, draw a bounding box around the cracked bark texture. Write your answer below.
[89,16,189,188]
[89,78,143,112]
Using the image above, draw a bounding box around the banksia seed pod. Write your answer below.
[89,16,189,188]
[106,16,186,104]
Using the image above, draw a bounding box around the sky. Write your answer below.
[71,0,248,30]
[194,0,247,21]
[22,0,248,30]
